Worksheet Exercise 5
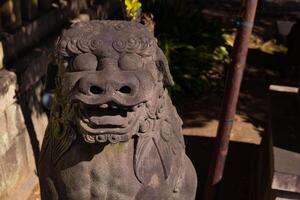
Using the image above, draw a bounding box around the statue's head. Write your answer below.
[55,20,174,144]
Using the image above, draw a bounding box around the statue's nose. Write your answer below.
[79,76,136,98]
[88,82,134,96]
[89,85,104,95]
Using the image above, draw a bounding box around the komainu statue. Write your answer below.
[39,20,197,200]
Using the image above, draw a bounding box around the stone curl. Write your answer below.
[55,20,156,57]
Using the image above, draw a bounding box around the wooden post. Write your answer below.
[203,0,258,199]
[69,0,88,17]
[0,0,22,31]
[21,0,38,21]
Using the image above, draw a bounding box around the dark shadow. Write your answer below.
[185,135,260,200]
[18,93,41,169]
[270,91,300,153]
[184,136,213,199]
[174,93,222,128]
[275,190,300,199]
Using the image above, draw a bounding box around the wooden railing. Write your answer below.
[0,0,93,67]
[0,0,58,32]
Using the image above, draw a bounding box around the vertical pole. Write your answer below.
[203,0,258,199]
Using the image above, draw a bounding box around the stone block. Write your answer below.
[0,134,30,200]
[0,90,26,158]
[0,42,3,70]
[5,103,26,142]
[0,70,43,199]
[0,70,17,113]
[0,111,9,158]
[277,20,295,38]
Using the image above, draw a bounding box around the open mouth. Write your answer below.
[78,102,141,134]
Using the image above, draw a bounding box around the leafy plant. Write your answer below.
[141,0,229,96]
[124,0,142,20]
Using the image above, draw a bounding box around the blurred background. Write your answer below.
[0,0,299,199]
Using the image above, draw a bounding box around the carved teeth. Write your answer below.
[83,118,89,123]
[99,104,108,108]
[110,105,118,109]
[133,105,138,111]
[83,134,96,143]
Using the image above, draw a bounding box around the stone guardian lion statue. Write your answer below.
[39,20,197,200]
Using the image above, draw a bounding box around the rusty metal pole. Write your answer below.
[203,0,258,199]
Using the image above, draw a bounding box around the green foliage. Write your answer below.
[141,0,229,96]
[124,0,142,20]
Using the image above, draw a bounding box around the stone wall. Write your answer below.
[0,69,48,200]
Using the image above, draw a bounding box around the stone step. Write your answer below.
[267,85,300,198]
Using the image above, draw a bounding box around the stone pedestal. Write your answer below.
[0,69,48,200]
[0,70,34,200]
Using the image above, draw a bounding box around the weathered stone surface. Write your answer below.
[272,148,300,194]
[0,103,26,158]
[39,20,197,200]
[0,68,47,200]
[0,111,9,157]
[6,104,26,141]
[0,134,30,199]
[0,70,17,113]
[276,20,295,38]
[0,42,3,70]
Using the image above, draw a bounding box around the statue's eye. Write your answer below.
[119,53,142,71]
[71,53,98,71]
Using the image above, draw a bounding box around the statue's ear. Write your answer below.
[155,48,174,87]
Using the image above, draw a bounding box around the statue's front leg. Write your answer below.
[39,176,58,200]
[173,155,197,200]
